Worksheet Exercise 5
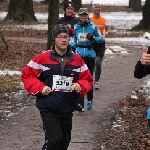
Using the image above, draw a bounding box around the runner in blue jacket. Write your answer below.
[71,8,103,111]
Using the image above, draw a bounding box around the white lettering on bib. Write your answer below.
[52,75,73,92]
[78,33,89,42]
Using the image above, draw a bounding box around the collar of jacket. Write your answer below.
[64,13,76,18]
[77,18,90,27]
[50,45,74,62]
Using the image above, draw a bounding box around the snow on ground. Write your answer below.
[0,70,21,75]
[0,11,143,30]
[0,0,150,96]
[33,0,146,5]
[0,10,150,75]
[92,0,146,6]
[4,0,147,5]
[0,0,150,121]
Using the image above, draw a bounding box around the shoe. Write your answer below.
[76,104,84,112]
[94,82,100,90]
[87,101,93,110]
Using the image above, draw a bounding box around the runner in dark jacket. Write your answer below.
[21,24,93,150]
[57,1,77,37]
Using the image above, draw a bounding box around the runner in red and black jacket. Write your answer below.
[21,25,93,116]
[21,24,93,150]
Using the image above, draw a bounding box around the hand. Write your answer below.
[42,86,52,95]
[105,31,109,37]
[105,26,110,37]
[86,33,94,41]
[66,24,71,29]
[71,83,81,93]
[140,46,150,65]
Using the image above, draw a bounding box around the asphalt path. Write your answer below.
[0,45,145,150]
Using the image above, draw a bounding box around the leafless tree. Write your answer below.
[72,0,82,12]
[47,0,59,49]
[0,31,8,61]
[42,0,49,4]
[5,0,37,22]
[129,0,142,11]
[132,0,150,30]
[0,31,8,50]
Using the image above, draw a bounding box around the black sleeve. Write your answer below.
[134,60,150,79]
[57,17,63,24]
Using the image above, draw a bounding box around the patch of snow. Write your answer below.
[105,46,127,54]
[0,70,21,76]
[143,32,150,40]
[105,48,114,54]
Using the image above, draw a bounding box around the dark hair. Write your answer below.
[64,1,73,11]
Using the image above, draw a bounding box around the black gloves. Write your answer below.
[86,33,94,41]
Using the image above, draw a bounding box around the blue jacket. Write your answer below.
[71,19,103,58]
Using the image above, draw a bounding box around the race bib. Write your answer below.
[52,75,73,92]
[78,33,89,42]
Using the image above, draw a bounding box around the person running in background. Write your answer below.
[21,24,93,150]
[57,1,77,38]
[134,45,150,78]
[71,8,103,112]
[90,3,110,90]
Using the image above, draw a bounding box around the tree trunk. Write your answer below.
[133,0,142,11]
[142,0,150,29]
[129,0,142,11]
[132,0,150,30]
[129,0,135,8]
[0,31,8,50]
[42,0,49,4]
[64,0,68,3]
[72,0,82,12]
[47,0,59,49]
[5,0,37,22]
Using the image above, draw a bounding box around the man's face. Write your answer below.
[79,13,88,22]
[93,4,101,15]
[55,33,70,51]
[65,6,74,16]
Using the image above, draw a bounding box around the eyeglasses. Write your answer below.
[56,35,70,39]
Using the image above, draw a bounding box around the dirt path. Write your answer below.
[0,45,144,150]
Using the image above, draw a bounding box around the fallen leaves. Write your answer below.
[93,90,150,149]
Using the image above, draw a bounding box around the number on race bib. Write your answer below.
[52,75,73,92]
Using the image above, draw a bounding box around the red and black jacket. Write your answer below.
[21,46,93,116]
